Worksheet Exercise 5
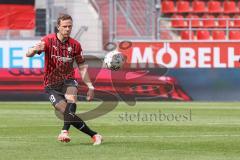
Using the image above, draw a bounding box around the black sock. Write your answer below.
[62,122,71,131]
[64,103,97,137]
[62,103,76,131]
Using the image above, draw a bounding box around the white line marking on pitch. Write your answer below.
[208,122,240,125]
[0,134,240,139]
[106,135,240,138]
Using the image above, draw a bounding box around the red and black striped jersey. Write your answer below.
[39,33,85,86]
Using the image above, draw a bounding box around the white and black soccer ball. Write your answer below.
[104,50,125,71]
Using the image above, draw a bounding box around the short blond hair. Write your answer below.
[57,14,72,25]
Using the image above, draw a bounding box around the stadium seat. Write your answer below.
[171,15,187,27]
[212,30,226,40]
[176,0,190,13]
[233,15,240,28]
[217,15,230,27]
[196,30,210,40]
[192,0,206,13]
[202,14,215,27]
[187,14,201,27]
[229,30,240,40]
[180,30,194,40]
[162,0,175,13]
[223,0,236,14]
[208,0,222,13]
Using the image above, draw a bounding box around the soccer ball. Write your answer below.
[104,50,125,71]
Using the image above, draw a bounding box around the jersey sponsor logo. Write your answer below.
[67,47,72,53]
[51,55,73,63]
[52,45,72,54]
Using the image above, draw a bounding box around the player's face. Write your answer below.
[57,19,73,38]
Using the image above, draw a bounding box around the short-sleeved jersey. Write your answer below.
[39,33,85,87]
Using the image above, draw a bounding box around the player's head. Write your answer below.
[57,14,73,38]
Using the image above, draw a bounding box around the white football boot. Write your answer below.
[92,134,103,145]
[58,130,71,143]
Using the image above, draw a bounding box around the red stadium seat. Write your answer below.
[180,30,194,40]
[202,14,215,27]
[196,30,210,40]
[217,15,230,27]
[187,14,201,27]
[171,15,187,27]
[229,30,240,40]
[223,0,236,14]
[208,0,222,13]
[233,15,240,28]
[162,0,175,13]
[192,0,206,13]
[176,0,190,13]
[212,30,226,40]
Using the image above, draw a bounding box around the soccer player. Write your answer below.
[26,14,102,145]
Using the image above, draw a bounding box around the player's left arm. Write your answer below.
[78,63,94,101]
[75,43,94,101]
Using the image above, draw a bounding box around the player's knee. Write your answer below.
[65,94,77,103]
[65,103,77,114]
[55,100,67,113]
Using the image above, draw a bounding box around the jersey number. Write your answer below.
[49,95,56,103]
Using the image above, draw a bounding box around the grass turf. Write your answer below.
[0,102,240,160]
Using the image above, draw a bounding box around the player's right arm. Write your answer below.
[26,41,45,57]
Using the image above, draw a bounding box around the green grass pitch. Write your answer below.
[0,102,240,160]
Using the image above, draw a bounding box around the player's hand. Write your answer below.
[86,88,94,101]
[34,41,45,51]
[26,41,45,57]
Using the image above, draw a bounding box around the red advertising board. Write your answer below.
[120,42,240,68]
[0,68,191,101]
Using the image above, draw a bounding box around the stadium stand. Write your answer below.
[1,0,239,43]
[160,0,240,40]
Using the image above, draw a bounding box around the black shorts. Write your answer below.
[45,79,78,106]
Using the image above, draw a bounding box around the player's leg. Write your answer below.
[45,87,71,142]
[64,86,102,145]
[54,100,71,142]
[62,86,77,131]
